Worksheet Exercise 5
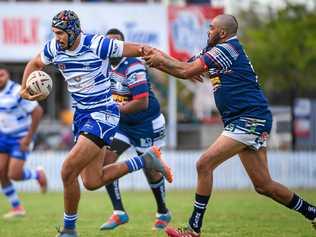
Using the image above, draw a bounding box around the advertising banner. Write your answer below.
[168,6,224,61]
[0,3,167,62]
[294,98,311,138]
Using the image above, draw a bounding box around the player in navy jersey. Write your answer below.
[19,10,173,237]
[0,68,46,219]
[143,14,316,237]
[98,29,171,231]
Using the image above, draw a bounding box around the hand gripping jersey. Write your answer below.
[200,36,272,128]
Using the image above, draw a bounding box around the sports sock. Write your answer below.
[149,177,168,214]
[125,156,145,172]
[287,193,316,220]
[188,193,210,233]
[64,213,78,230]
[106,179,125,211]
[21,168,39,181]
[2,183,21,208]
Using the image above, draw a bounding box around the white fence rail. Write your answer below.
[14,151,316,192]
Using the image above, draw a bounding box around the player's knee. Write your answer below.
[61,161,78,184]
[196,156,212,175]
[8,169,22,181]
[254,181,274,196]
[82,179,98,191]
[144,168,162,182]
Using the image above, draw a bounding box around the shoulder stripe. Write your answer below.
[218,43,239,60]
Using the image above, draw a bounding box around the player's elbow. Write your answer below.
[33,105,44,119]
[139,98,149,110]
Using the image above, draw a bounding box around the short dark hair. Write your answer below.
[106,28,125,41]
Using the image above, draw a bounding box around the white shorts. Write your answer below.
[222,117,270,151]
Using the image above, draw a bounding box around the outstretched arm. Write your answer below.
[143,48,207,79]
[122,42,146,58]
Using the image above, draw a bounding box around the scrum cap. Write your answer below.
[52,10,81,48]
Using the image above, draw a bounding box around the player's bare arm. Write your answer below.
[144,48,205,80]
[20,54,46,101]
[20,105,43,151]
[119,96,149,114]
[122,42,146,58]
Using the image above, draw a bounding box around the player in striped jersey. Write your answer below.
[0,68,46,219]
[99,29,171,231]
[19,10,172,237]
[143,14,316,237]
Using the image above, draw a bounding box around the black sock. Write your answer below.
[105,180,125,212]
[287,193,316,220]
[149,177,168,214]
[189,193,210,233]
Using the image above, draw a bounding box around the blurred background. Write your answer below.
[0,0,315,191]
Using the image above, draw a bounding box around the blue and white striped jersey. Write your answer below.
[0,80,38,137]
[41,33,124,110]
[200,36,272,126]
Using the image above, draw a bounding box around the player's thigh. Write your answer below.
[239,148,272,186]
[199,134,246,171]
[0,153,10,178]
[64,135,103,176]
[8,157,25,179]
[80,147,105,186]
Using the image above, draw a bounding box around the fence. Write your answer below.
[13,150,316,192]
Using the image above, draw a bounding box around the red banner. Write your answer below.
[168,6,224,61]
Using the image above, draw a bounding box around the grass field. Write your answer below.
[0,190,315,237]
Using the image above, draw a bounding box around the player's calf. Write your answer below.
[36,166,48,193]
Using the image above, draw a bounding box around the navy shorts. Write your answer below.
[114,114,166,153]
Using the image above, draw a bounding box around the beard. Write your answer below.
[208,32,221,47]
[57,41,69,50]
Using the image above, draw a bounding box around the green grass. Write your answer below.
[0,190,315,237]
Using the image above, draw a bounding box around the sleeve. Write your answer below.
[201,43,239,70]
[126,62,149,100]
[40,39,56,65]
[91,34,124,60]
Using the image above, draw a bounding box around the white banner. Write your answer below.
[0,3,168,62]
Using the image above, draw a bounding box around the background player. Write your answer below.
[99,28,171,231]
[19,10,172,237]
[143,14,316,237]
[0,68,46,219]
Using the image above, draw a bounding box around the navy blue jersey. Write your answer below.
[110,57,161,125]
[200,36,272,126]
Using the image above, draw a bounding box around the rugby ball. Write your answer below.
[26,70,53,98]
